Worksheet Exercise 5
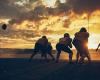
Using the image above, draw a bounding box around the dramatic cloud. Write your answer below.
[69,0,100,14]
[0,0,21,18]
[0,0,100,49]
[0,0,39,23]
[0,0,100,24]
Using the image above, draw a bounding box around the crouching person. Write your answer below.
[30,36,55,61]
[56,33,73,63]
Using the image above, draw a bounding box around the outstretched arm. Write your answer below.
[96,43,100,51]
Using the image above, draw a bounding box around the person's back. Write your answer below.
[75,32,89,43]
[59,37,67,45]
[37,36,48,46]
[59,35,72,48]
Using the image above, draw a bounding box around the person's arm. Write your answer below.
[68,38,72,48]
[96,43,100,51]
[86,32,89,38]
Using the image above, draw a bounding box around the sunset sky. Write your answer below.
[0,0,100,49]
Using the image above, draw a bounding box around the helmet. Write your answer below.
[64,33,70,37]
[80,27,87,32]
[42,36,47,38]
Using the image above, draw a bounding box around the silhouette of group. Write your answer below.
[1,24,91,63]
[30,27,91,64]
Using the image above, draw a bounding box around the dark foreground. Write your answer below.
[0,59,100,80]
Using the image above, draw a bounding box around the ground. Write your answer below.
[0,59,100,80]
[0,49,100,80]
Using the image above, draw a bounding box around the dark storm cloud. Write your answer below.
[48,0,100,15]
[49,0,100,15]
[46,2,70,16]
[69,0,100,13]
[0,0,69,20]
[0,0,37,24]
[0,0,100,24]
[32,5,48,20]
[0,0,22,19]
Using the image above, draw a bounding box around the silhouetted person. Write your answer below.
[1,24,7,30]
[56,33,73,63]
[73,27,91,63]
[73,35,81,63]
[96,43,100,51]
[30,36,55,61]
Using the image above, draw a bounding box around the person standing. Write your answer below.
[73,27,91,63]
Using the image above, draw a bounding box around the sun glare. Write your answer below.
[88,42,97,49]
[42,0,66,7]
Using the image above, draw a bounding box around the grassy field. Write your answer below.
[0,48,100,60]
[0,49,100,80]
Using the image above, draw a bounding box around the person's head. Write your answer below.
[80,27,87,32]
[64,33,70,38]
[2,24,7,30]
[42,36,47,39]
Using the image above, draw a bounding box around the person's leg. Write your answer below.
[47,45,55,60]
[56,43,62,62]
[79,51,86,64]
[48,51,55,60]
[85,50,91,63]
[80,48,91,63]
[64,46,73,63]
[78,45,86,64]
[44,51,48,60]
[41,48,48,60]
[29,43,40,61]
[79,56,84,64]
[29,49,38,61]
[69,53,73,63]
[30,50,37,59]
[37,44,47,60]
[78,50,85,64]
[56,51,61,63]
[87,54,91,63]
[73,39,81,63]
[76,51,80,63]
[69,51,73,63]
